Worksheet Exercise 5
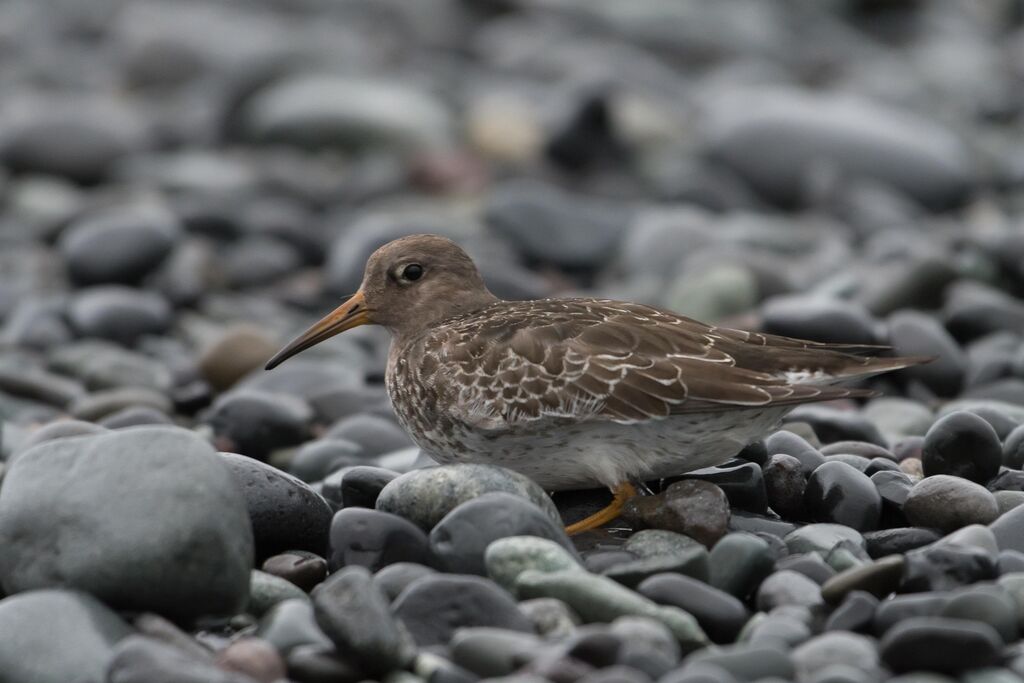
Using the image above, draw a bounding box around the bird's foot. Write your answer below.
[564,482,637,536]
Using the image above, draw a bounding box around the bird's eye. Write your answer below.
[401,263,424,282]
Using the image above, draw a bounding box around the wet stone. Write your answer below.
[900,543,998,593]
[786,406,887,448]
[262,551,328,593]
[765,430,827,476]
[804,461,882,532]
[880,617,1002,674]
[637,573,750,644]
[939,584,1018,644]
[623,480,730,547]
[681,462,768,514]
[785,524,866,556]
[372,563,438,603]
[921,411,1002,484]
[430,492,576,576]
[821,554,904,603]
[902,474,999,532]
[393,574,533,647]
[776,553,836,585]
[763,453,807,521]
[484,536,581,594]
[328,507,433,573]
[708,532,775,599]
[338,465,400,508]
[825,591,880,633]
[873,592,952,635]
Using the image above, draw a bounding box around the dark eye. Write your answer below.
[401,263,424,281]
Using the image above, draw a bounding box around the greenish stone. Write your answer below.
[484,536,581,593]
[624,529,702,558]
[514,569,707,650]
[604,547,709,588]
[248,569,309,617]
[709,533,774,599]
[663,264,759,323]
[786,524,865,556]
[518,598,580,637]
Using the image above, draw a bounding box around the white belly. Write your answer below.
[420,407,791,491]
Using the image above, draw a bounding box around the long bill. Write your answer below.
[264,290,371,370]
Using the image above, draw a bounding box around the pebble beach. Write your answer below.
[2,1,1024,682]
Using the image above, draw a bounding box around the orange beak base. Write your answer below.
[264,291,370,370]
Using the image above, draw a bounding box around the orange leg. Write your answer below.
[564,482,637,536]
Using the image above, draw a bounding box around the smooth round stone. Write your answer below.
[216,637,287,683]
[821,555,904,604]
[49,340,172,392]
[638,573,749,644]
[612,615,681,678]
[792,632,878,681]
[763,453,807,521]
[765,431,826,476]
[240,74,451,152]
[940,585,1018,644]
[69,387,172,422]
[59,203,180,286]
[922,411,1002,484]
[223,236,303,288]
[864,398,935,440]
[198,325,278,392]
[483,536,581,593]
[785,407,886,448]
[681,462,767,514]
[705,88,974,211]
[804,462,881,531]
[761,297,878,346]
[323,413,414,457]
[290,439,364,484]
[515,569,707,650]
[97,405,173,429]
[873,593,952,636]
[484,180,628,270]
[880,617,1002,674]
[329,507,433,573]
[756,570,824,611]
[1004,425,1024,469]
[221,452,333,561]
[988,469,1024,493]
[0,589,132,683]
[262,552,327,593]
[709,532,775,599]
[990,504,1024,554]
[995,490,1024,515]
[825,591,880,633]
[373,563,437,603]
[376,464,561,531]
[864,458,902,476]
[775,553,836,585]
[284,644,364,683]
[311,565,415,677]
[888,311,966,397]
[903,475,999,532]
[585,551,639,574]
[578,665,650,683]
[256,598,332,655]
[745,613,812,649]
[68,286,172,346]
[687,644,796,682]
[338,465,399,509]
[520,597,581,637]
[999,550,1024,574]
[623,480,730,547]
[821,442,896,461]
[0,427,253,620]
[900,543,998,593]
[204,391,313,461]
[450,627,544,678]
[393,574,533,647]
[431,493,575,576]
[785,524,865,556]
[15,419,108,455]
[249,569,309,617]
[997,573,1024,630]
[937,523,999,555]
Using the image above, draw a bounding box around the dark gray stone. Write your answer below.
[922,411,1002,484]
[312,566,416,676]
[804,462,881,531]
[221,452,333,562]
[204,391,313,461]
[68,286,172,346]
[430,492,575,575]
[637,573,749,644]
[106,635,257,683]
[880,617,1001,674]
[329,507,433,572]
[709,532,775,599]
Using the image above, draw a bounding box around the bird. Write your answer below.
[265,234,927,534]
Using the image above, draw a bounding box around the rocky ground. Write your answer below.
[2,0,1024,681]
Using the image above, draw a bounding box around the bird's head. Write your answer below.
[265,234,496,369]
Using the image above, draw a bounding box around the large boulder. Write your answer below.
[0,426,254,620]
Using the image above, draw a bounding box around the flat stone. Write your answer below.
[939,584,1018,644]
[329,507,433,573]
[638,573,749,644]
[821,555,904,604]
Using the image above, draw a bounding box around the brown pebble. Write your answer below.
[216,637,286,683]
[199,325,278,391]
[262,551,328,592]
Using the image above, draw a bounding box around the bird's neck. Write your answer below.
[389,290,500,344]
